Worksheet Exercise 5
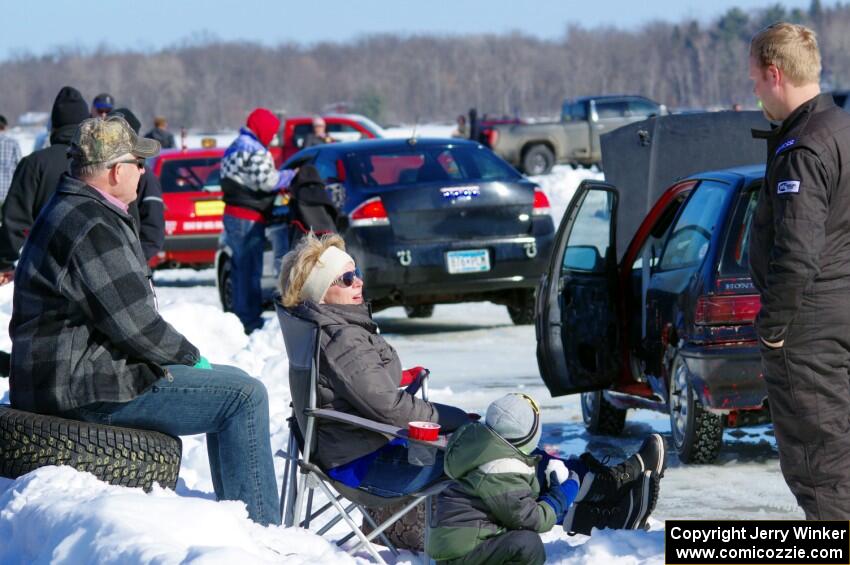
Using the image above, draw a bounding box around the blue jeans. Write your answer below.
[61,364,280,526]
[222,214,266,334]
[267,222,290,278]
[357,442,446,498]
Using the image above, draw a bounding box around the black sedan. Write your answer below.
[216,138,555,323]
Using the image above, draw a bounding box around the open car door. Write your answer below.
[536,181,620,396]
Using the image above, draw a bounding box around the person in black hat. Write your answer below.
[109,107,165,262]
[90,92,114,118]
[0,86,90,285]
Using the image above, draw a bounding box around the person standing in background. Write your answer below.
[145,116,176,150]
[0,115,21,208]
[0,86,90,285]
[90,93,114,118]
[303,116,333,147]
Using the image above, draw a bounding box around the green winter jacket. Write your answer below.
[425,422,556,561]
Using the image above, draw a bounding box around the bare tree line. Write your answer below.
[1,2,847,130]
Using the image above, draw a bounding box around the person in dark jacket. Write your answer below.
[221,108,296,333]
[10,115,279,526]
[278,232,470,493]
[748,23,850,519]
[428,394,664,564]
[288,164,339,247]
[303,116,333,148]
[109,107,165,261]
[144,116,176,149]
[0,86,89,284]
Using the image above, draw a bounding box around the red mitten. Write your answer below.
[401,366,426,386]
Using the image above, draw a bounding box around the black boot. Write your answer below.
[577,433,667,504]
[564,470,660,535]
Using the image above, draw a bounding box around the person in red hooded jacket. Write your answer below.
[221,108,296,333]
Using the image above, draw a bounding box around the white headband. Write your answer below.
[300,246,355,303]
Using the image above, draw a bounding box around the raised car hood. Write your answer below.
[601,110,771,261]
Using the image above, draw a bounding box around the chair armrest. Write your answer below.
[308,408,448,450]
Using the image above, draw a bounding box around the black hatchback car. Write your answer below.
[216,138,555,323]
[535,111,776,463]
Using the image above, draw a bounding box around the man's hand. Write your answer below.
[761,337,784,349]
[0,270,14,286]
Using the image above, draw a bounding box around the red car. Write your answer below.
[150,114,383,269]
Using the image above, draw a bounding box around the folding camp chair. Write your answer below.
[275,304,450,564]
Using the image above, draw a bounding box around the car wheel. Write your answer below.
[0,406,182,491]
[218,254,234,313]
[522,145,555,176]
[581,390,627,435]
[507,289,535,325]
[404,304,434,319]
[669,354,723,463]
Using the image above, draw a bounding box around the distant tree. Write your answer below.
[352,88,384,123]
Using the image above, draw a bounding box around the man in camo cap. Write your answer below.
[9,116,282,526]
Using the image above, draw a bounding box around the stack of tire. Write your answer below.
[0,405,181,491]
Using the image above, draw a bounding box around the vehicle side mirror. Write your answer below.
[296,138,304,149]
[563,245,603,272]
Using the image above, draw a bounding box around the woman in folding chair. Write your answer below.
[278,233,471,498]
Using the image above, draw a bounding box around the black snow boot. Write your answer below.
[577,433,667,504]
[564,470,660,535]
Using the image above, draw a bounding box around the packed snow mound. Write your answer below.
[0,466,363,565]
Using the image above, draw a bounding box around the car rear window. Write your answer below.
[719,182,760,277]
[159,157,222,194]
[343,145,521,188]
[658,180,734,271]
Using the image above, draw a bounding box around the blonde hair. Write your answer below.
[750,22,821,86]
[278,232,347,307]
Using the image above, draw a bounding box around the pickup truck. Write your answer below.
[480,95,665,175]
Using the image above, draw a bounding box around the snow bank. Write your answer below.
[0,466,360,564]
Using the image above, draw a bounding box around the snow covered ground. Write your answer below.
[0,165,801,563]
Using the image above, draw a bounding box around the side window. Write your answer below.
[628,99,659,118]
[595,101,628,119]
[292,124,313,148]
[562,189,614,273]
[564,102,588,122]
[658,181,733,271]
[326,123,364,142]
[720,185,760,276]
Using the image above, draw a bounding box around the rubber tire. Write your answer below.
[506,289,535,325]
[404,304,435,319]
[581,390,627,435]
[218,254,234,313]
[0,406,182,491]
[362,497,436,552]
[669,354,723,464]
[521,144,555,176]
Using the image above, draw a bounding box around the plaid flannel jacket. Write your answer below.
[9,174,199,413]
[0,134,21,201]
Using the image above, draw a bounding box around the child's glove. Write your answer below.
[539,470,581,523]
[193,356,212,370]
[545,459,570,488]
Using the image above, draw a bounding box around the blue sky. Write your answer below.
[2,0,829,60]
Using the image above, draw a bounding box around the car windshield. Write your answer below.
[343,145,521,188]
[159,157,222,193]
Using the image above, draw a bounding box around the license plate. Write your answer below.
[446,249,490,274]
[195,200,224,216]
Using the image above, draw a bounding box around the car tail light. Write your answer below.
[695,294,760,325]
[350,197,390,227]
[533,189,551,216]
[485,128,499,148]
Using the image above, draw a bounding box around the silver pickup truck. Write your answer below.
[482,95,665,175]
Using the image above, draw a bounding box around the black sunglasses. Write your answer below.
[112,158,145,170]
[332,267,362,288]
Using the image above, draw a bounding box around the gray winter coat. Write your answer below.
[291,301,468,469]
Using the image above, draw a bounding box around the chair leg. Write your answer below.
[281,433,300,526]
[350,494,425,554]
[316,499,355,535]
[314,479,386,565]
[424,495,434,565]
[357,504,400,557]
[292,472,310,529]
[304,489,315,529]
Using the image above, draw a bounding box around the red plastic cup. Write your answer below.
[408,421,440,441]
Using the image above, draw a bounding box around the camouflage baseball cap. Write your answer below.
[69,116,160,167]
